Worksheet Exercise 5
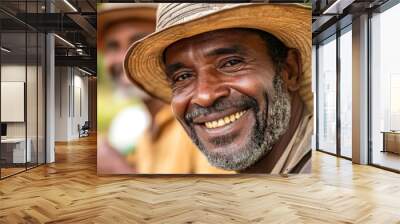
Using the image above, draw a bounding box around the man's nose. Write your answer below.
[191,69,230,108]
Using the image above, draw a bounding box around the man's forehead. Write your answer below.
[164,28,262,61]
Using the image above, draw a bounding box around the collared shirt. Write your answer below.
[271,111,313,174]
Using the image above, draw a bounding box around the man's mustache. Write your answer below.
[184,95,258,123]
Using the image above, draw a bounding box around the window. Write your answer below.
[317,35,337,154]
[370,2,400,171]
[339,27,352,158]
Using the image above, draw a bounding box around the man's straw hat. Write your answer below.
[124,3,312,112]
[97,3,157,49]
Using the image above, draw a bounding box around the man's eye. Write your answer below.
[222,59,242,67]
[219,57,245,73]
[174,72,192,82]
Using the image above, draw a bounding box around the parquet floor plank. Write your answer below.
[0,135,400,223]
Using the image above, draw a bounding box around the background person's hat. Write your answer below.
[124,3,312,112]
[97,3,157,49]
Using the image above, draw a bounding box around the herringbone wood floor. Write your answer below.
[0,135,400,224]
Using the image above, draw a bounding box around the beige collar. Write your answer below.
[271,111,313,174]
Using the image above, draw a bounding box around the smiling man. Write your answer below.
[124,3,313,174]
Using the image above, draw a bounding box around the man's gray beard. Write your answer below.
[190,74,292,171]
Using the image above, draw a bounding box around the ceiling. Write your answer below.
[0,0,97,75]
[312,0,391,44]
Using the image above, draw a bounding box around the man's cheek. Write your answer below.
[231,76,266,98]
[171,100,187,125]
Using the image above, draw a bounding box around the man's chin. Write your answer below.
[187,112,264,170]
[201,139,244,158]
[196,138,265,171]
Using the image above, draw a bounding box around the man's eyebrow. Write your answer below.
[164,45,245,77]
[165,62,185,77]
[206,45,246,57]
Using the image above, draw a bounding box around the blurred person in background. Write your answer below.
[98,3,231,174]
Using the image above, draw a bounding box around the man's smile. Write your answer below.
[191,107,248,128]
[189,107,255,148]
[183,94,260,150]
[203,110,247,129]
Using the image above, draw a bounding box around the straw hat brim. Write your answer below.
[98,6,156,48]
[124,4,312,112]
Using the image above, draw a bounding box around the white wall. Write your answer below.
[55,66,69,141]
[54,66,89,141]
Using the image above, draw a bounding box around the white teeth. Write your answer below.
[217,119,224,126]
[224,117,230,123]
[204,110,247,129]
[205,122,212,129]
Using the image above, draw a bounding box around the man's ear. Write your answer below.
[281,48,302,92]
